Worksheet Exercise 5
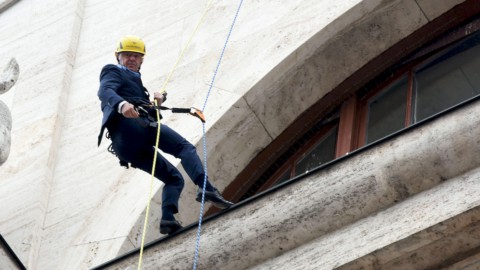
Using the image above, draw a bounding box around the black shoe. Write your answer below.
[196,188,233,209]
[160,219,182,235]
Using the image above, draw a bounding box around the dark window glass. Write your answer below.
[366,76,408,144]
[273,169,292,186]
[294,127,337,176]
[413,33,480,122]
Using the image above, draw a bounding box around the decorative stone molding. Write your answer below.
[0,58,19,166]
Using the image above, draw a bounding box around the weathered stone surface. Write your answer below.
[0,100,11,166]
[0,58,19,166]
[0,58,18,95]
[0,245,18,270]
[246,0,428,138]
[254,172,480,270]
[416,0,465,21]
[337,206,480,269]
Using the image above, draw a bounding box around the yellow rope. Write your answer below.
[137,100,161,270]
[137,1,214,268]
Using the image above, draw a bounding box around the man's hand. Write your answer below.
[121,102,140,118]
[153,91,167,105]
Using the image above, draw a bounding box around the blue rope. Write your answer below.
[193,0,244,269]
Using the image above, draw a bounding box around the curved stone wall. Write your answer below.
[124,0,464,257]
[0,0,469,269]
[107,74,480,270]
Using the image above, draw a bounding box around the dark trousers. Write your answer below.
[107,117,207,214]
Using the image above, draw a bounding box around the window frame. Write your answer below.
[250,120,339,195]
[218,5,480,215]
[279,123,336,182]
[356,30,480,147]
[356,70,413,148]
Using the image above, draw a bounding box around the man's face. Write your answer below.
[117,52,144,72]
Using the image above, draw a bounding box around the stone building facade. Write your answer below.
[0,0,479,269]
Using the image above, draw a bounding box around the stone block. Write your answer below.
[416,0,466,21]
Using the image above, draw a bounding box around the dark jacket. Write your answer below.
[97,64,150,145]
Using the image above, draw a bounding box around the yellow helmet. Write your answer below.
[115,35,146,55]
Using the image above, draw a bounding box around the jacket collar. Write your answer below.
[116,64,141,78]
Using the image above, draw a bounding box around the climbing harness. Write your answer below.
[154,106,205,123]
[139,104,206,123]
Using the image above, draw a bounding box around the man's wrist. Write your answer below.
[118,101,127,114]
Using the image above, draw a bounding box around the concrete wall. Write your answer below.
[0,248,19,270]
[0,1,87,269]
[0,233,25,270]
[0,0,470,269]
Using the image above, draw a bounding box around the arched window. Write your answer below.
[221,10,480,210]
[358,30,480,146]
[240,118,339,200]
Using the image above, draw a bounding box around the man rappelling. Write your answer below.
[97,35,233,235]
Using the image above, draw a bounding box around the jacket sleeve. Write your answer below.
[97,64,125,111]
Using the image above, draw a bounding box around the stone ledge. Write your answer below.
[253,169,480,269]
[337,203,480,269]
[95,88,480,270]
[416,0,466,21]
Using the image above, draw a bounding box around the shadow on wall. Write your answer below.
[0,58,19,166]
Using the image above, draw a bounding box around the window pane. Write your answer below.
[273,169,292,186]
[295,127,337,176]
[366,76,408,144]
[413,33,480,122]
